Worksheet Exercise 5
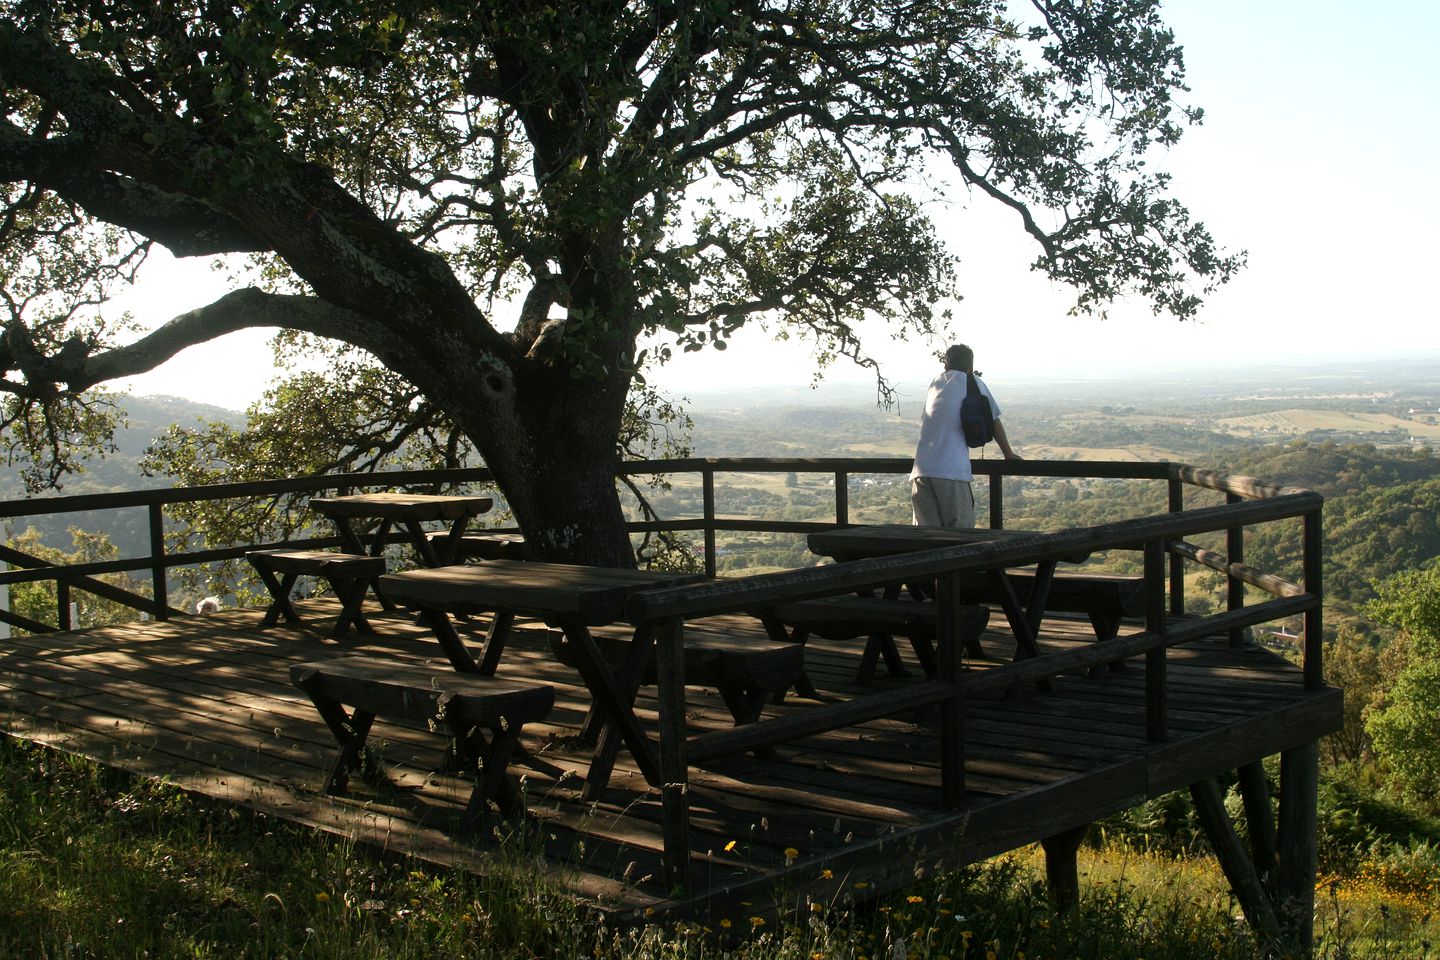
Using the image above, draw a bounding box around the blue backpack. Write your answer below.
[960,373,995,448]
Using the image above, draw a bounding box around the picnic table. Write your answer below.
[806,524,1095,666]
[309,492,495,567]
[378,560,706,792]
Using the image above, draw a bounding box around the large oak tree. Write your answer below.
[0,0,1240,566]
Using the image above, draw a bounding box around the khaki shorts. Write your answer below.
[910,476,975,528]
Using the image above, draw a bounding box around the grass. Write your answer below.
[7,736,1439,959]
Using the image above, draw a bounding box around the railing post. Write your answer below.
[935,570,967,804]
[149,503,169,620]
[702,467,717,579]
[57,580,72,630]
[1168,477,1185,616]
[1226,492,1245,647]
[1303,509,1324,690]
[834,471,849,527]
[653,616,691,894]
[989,468,1004,530]
[1144,538,1167,741]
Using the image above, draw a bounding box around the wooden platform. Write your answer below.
[0,599,1341,922]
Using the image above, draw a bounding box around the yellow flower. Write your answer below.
[750,916,766,927]
[907,895,925,904]
[821,868,834,880]
[785,847,800,859]
[314,892,330,903]
[644,907,655,917]
[719,918,732,929]
[725,840,738,852]
[854,881,870,889]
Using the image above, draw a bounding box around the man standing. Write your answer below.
[910,344,1021,527]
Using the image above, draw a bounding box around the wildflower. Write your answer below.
[908,895,925,904]
[725,840,738,852]
[720,918,732,929]
[854,881,870,890]
[785,846,800,860]
[751,916,766,927]
[314,892,330,903]
[821,869,834,880]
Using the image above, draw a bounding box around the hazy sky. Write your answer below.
[112,0,1440,410]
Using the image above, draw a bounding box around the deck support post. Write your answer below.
[654,616,692,895]
[1143,539,1167,741]
[1236,761,1279,882]
[1040,823,1088,913]
[1190,776,1284,947]
[935,571,967,804]
[1277,740,1320,954]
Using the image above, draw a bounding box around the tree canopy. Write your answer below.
[0,0,1241,564]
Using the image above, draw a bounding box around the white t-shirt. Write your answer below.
[909,370,1002,483]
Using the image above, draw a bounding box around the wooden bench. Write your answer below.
[758,596,990,685]
[423,531,527,562]
[551,628,807,727]
[246,549,386,637]
[289,656,554,823]
[957,570,1144,642]
[548,627,807,797]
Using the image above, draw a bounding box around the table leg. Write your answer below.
[581,623,655,800]
[1026,559,1058,638]
[559,619,661,790]
[331,517,397,610]
[427,609,484,673]
[475,610,514,675]
[429,517,472,566]
[986,568,1052,692]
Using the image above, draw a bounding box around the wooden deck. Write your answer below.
[0,599,1341,922]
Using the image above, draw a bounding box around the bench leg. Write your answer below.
[759,618,816,702]
[452,721,527,824]
[291,667,384,792]
[325,708,377,794]
[256,568,303,627]
[326,575,374,637]
[856,633,910,685]
[717,685,780,760]
[1087,607,1128,675]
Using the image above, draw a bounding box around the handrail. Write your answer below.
[1,458,1321,648]
[626,493,1321,622]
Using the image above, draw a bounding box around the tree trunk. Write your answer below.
[447,356,637,569]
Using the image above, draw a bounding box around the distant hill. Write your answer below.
[2,394,244,555]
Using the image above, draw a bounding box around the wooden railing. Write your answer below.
[616,473,1324,890]
[1,458,1321,674]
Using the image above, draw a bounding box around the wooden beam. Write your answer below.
[1189,777,1283,945]
[1237,761,1279,884]
[1041,823,1089,913]
[1277,741,1320,953]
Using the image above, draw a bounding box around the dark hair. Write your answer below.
[945,344,974,373]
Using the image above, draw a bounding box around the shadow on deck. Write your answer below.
[0,599,1340,922]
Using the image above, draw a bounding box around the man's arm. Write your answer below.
[992,419,1023,460]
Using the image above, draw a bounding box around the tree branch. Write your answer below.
[2,288,375,396]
